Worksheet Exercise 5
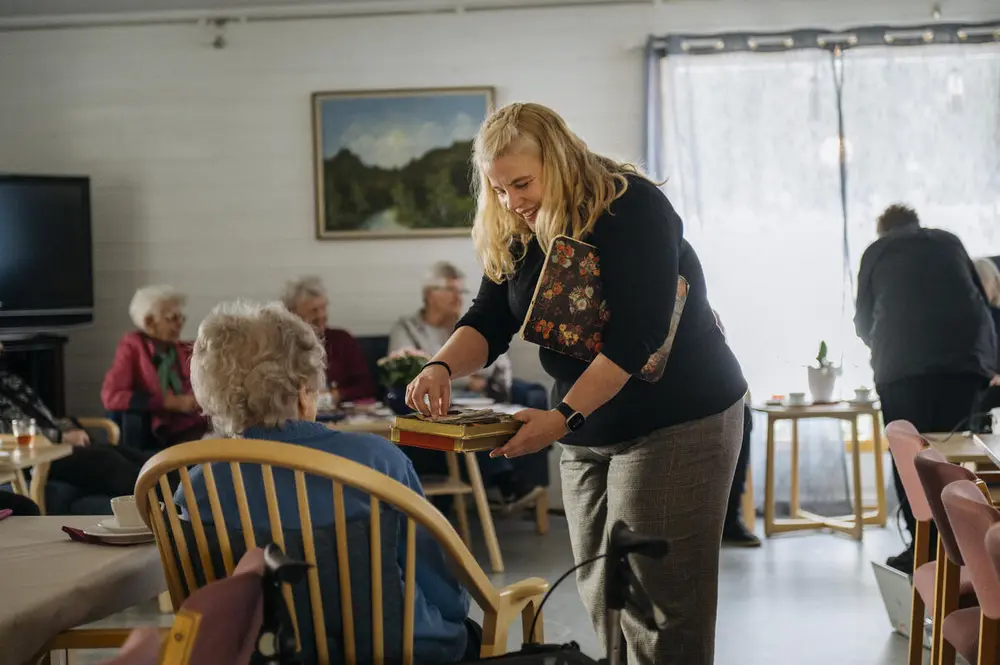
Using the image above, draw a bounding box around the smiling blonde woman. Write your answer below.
[405,102,748,665]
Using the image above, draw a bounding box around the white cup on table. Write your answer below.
[110,495,144,528]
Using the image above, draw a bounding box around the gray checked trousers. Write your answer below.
[560,399,744,665]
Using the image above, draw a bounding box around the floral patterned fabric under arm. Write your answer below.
[520,235,688,383]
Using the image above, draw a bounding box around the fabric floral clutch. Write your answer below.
[519,235,688,383]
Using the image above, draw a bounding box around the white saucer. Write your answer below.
[82,527,155,544]
[97,517,151,535]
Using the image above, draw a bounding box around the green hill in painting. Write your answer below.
[321,140,476,234]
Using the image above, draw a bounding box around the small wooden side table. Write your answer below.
[753,402,886,540]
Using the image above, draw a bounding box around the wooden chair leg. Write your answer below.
[871,413,887,525]
[480,611,510,658]
[937,555,960,665]
[980,615,1000,665]
[764,417,776,537]
[464,453,504,573]
[931,539,947,665]
[445,453,472,547]
[908,521,930,665]
[534,490,549,536]
[521,596,544,644]
[790,419,800,517]
[849,417,864,540]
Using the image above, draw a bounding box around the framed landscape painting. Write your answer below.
[312,87,495,239]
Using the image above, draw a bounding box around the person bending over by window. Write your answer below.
[855,206,997,573]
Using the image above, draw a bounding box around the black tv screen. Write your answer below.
[0,175,94,331]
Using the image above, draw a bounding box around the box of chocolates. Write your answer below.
[390,409,522,452]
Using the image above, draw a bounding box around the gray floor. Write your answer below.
[79,515,915,664]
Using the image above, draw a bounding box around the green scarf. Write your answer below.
[153,345,183,395]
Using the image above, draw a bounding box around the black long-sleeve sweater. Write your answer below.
[457,175,747,446]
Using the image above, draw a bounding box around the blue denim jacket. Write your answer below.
[175,420,470,663]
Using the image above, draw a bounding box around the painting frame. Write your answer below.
[311,86,496,240]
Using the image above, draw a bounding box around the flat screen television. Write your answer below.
[0,175,94,332]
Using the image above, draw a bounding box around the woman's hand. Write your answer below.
[164,393,198,413]
[406,365,452,418]
[490,408,567,459]
[991,375,1000,387]
[62,429,90,447]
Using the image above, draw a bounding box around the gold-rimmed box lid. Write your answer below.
[390,409,522,440]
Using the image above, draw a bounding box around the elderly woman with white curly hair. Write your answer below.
[177,300,477,664]
[101,285,208,449]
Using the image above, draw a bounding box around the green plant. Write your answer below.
[377,348,431,388]
[814,341,836,371]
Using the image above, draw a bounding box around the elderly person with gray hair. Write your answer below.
[389,261,512,400]
[102,285,208,448]
[389,261,541,511]
[176,300,477,664]
[282,275,375,404]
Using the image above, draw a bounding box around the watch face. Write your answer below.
[567,412,586,432]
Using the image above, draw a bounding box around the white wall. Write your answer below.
[0,0,997,418]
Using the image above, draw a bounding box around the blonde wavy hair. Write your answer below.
[472,102,644,282]
[190,300,326,436]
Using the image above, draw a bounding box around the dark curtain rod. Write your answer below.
[651,21,1000,56]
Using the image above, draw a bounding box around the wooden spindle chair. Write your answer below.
[134,438,548,665]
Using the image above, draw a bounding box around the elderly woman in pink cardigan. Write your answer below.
[101,285,208,449]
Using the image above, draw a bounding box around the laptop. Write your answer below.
[871,560,931,649]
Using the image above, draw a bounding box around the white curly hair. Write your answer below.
[190,300,327,437]
[281,275,327,311]
[128,285,186,330]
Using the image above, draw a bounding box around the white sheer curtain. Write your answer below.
[658,41,1000,513]
[842,43,1000,267]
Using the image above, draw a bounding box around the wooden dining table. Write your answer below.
[0,516,165,665]
[968,433,1000,466]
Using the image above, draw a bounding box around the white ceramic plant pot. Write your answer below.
[807,366,839,403]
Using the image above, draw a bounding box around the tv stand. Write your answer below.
[0,334,68,417]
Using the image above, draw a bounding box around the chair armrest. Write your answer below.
[498,577,549,645]
[498,578,549,605]
[77,417,121,446]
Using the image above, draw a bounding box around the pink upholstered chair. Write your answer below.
[915,448,982,665]
[100,548,267,665]
[942,480,1000,665]
[886,421,975,665]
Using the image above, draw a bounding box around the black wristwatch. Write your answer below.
[555,401,586,432]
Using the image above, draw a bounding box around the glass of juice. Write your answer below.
[12,418,36,447]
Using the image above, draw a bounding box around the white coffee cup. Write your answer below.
[787,392,807,405]
[110,495,143,528]
[854,388,872,402]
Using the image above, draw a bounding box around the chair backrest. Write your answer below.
[942,480,1000,619]
[984,522,1000,602]
[135,438,498,665]
[914,448,978,565]
[885,420,933,522]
